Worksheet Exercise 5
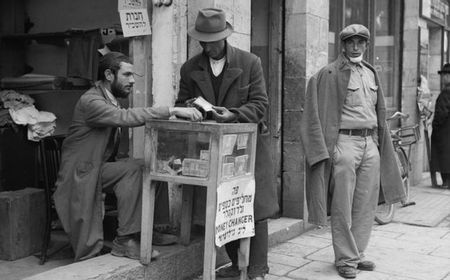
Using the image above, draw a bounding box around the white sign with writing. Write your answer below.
[118,0,146,10]
[119,8,151,37]
[215,178,255,247]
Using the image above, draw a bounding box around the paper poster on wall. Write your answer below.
[119,8,151,37]
[215,178,255,247]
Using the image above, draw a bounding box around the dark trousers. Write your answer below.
[224,219,269,278]
[441,173,450,186]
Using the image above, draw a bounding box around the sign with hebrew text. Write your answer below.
[215,178,255,247]
[119,8,151,37]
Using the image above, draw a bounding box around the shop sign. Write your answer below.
[119,8,151,37]
[118,0,151,37]
[215,178,255,247]
[421,0,450,27]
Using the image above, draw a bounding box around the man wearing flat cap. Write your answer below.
[176,8,278,280]
[300,24,405,278]
[431,63,450,189]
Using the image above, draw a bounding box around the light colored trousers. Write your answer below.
[101,159,168,236]
[331,134,380,267]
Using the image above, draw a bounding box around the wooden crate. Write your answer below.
[0,188,45,260]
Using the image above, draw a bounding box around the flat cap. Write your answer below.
[339,24,370,41]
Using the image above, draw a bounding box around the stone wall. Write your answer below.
[283,0,329,219]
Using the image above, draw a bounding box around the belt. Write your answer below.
[339,128,374,137]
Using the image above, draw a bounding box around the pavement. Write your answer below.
[2,173,450,280]
[260,174,450,280]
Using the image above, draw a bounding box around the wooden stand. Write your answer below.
[140,120,257,280]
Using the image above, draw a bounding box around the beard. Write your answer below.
[111,77,131,98]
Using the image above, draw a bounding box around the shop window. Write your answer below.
[373,0,401,111]
[328,0,402,112]
[344,0,369,26]
[328,0,341,63]
[444,31,449,63]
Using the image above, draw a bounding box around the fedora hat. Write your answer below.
[438,63,450,74]
[188,8,233,42]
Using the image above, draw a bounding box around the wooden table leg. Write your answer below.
[238,238,250,280]
[180,185,194,245]
[141,178,157,265]
[203,185,217,280]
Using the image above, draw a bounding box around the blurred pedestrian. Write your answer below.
[299,24,405,279]
[431,63,450,188]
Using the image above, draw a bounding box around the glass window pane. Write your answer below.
[374,0,399,110]
[328,0,340,63]
[444,32,449,63]
[344,0,369,27]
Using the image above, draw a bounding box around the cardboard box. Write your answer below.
[0,188,45,260]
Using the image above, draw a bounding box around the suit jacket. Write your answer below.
[176,43,279,221]
[54,82,169,261]
[299,54,406,225]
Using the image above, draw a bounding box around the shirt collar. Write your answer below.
[104,88,119,107]
[338,53,363,71]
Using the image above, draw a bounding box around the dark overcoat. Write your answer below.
[176,43,279,221]
[299,54,406,226]
[54,83,169,261]
[431,85,450,173]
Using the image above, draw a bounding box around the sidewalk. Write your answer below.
[264,176,450,280]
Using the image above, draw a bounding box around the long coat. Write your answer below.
[299,54,405,226]
[431,85,450,173]
[54,83,169,261]
[176,43,279,221]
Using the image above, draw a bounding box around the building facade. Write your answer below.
[1,0,449,263]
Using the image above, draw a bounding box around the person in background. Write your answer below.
[54,51,202,261]
[299,24,405,279]
[176,8,279,280]
[431,63,450,189]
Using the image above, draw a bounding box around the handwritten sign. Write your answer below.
[118,0,146,10]
[119,8,151,37]
[215,178,255,247]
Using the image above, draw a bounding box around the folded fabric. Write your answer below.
[9,106,56,125]
[28,121,56,142]
[8,105,57,141]
[0,89,34,110]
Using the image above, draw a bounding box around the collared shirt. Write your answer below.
[104,88,119,107]
[339,55,378,129]
[209,56,226,77]
[103,87,121,161]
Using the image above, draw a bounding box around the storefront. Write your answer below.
[0,1,287,278]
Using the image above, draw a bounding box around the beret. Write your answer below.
[339,24,370,41]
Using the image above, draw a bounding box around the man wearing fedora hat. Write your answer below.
[300,24,405,278]
[176,8,279,280]
[431,63,450,189]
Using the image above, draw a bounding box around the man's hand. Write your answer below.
[170,107,203,121]
[211,106,236,123]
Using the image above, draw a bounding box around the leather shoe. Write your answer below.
[357,260,375,271]
[152,231,178,246]
[216,264,240,278]
[111,237,160,260]
[337,266,357,279]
